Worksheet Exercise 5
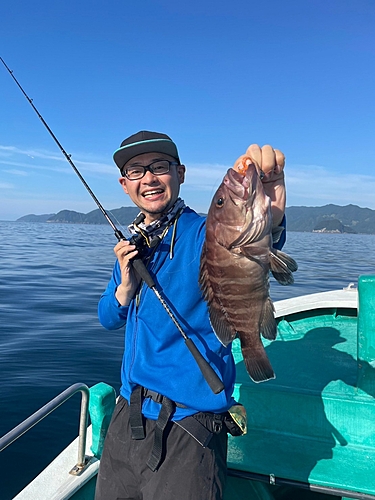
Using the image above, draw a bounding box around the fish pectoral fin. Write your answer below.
[273,249,298,272]
[260,298,277,341]
[242,344,275,383]
[208,305,236,347]
[269,249,298,285]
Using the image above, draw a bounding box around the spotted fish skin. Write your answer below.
[200,166,297,382]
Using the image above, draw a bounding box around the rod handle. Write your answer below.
[184,338,225,394]
[132,257,156,289]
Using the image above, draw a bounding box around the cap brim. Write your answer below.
[113,138,179,170]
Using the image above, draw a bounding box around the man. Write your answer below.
[95,131,287,500]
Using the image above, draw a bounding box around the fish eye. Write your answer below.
[216,197,224,208]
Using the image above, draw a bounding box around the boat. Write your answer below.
[1,275,374,499]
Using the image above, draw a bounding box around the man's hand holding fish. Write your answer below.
[233,144,286,229]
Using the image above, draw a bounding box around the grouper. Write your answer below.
[199,159,297,382]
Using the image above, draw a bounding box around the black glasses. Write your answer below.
[121,160,179,180]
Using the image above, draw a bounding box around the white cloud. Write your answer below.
[0,182,14,189]
[0,144,115,177]
[0,145,66,162]
[4,169,28,176]
[0,159,67,175]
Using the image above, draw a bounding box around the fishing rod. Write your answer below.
[0,57,123,241]
[1,57,224,395]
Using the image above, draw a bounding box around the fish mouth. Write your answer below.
[224,168,253,202]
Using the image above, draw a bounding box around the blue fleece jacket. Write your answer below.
[98,207,285,421]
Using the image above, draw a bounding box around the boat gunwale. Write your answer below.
[274,288,358,318]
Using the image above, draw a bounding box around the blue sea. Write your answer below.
[1,221,375,499]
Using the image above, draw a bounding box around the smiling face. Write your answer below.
[119,152,186,224]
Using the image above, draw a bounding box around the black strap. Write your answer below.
[129,386,145,440]
[147,396,176,471]
[143,388,186,408]
[142,388,166,405]
[129,386,177,471]
[175,416,214,447]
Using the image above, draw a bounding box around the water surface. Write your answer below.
[0,222,374,498]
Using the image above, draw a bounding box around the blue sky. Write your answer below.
[1,0,374,221]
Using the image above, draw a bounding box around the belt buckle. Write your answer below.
[212,414,223,433]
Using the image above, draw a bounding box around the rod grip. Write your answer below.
[132,258,156,288]
[184,338,225,394]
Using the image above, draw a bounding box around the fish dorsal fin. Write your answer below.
[199,244,236,347]
[208,305,237,347]
[199,244,217,304]
[260,297,277,340]
[269,249,298,285]
[199,244,209,297]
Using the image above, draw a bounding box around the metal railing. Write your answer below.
[0,383,90,474]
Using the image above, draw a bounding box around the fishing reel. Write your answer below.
[128,213,160,259]
[129,232,150,259]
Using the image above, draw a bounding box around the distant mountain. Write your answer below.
[17,213,56,223]
[17,206,140,225]
[82,206,140,225]
[16,204,375,234]
[285,204,375,234]
[48,210,87,224]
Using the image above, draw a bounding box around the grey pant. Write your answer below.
[95,396,228,500]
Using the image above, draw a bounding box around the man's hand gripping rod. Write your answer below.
[1,57,224,395]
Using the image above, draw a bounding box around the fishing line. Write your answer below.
[1,57,224,395]
[106,208,130,238]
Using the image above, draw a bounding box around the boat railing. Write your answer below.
[0,382,90,475]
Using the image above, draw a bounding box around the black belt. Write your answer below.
[129,386,226,472]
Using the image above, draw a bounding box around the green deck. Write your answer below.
[227,276,375,498]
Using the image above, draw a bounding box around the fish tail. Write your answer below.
[242,346,275,383]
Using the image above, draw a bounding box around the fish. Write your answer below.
[199,160,298,382]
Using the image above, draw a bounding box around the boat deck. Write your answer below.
[228,281,375,497]
[10,279,375,499]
